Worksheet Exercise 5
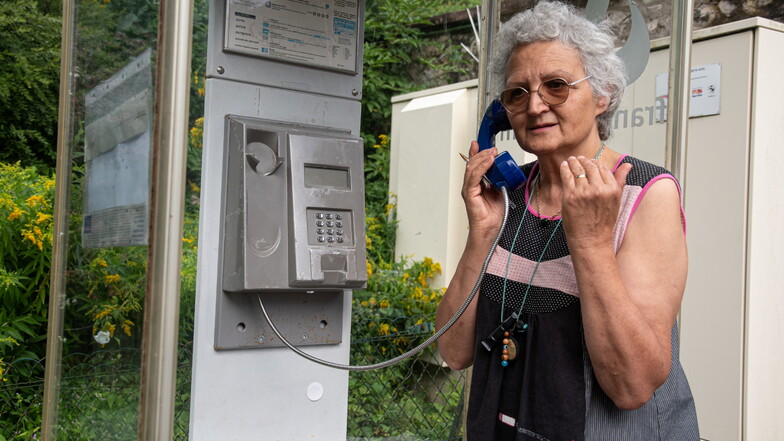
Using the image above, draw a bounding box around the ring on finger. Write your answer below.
[575,174,587,179]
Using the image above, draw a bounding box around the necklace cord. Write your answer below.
[500,175,562,323]
[257,186,513,371]
[501,145,602,325]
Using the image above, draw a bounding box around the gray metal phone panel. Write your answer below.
[287,132,366,288]
[222,115,366,292]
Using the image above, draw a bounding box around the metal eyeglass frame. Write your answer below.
[500,74,592,113]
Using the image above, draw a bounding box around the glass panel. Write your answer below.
[52,0,158,438]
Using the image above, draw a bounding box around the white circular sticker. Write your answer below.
[307,382,324,402]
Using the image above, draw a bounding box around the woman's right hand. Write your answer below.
[437,141,505,369]
[462,141,505,239]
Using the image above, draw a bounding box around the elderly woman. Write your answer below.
[435,2,699,440]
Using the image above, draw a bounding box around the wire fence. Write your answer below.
[0,327,465,440]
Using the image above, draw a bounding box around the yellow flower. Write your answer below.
[412,287,423,300]
[105,274,121,283]
[366,261,373,278]
[189,181,200,193]
[21,229,43,250]
[197,87,205,97]
[378,323,390,335]
[25,195,44,207]
[182,237,194,244]
[384,203,394,215]
[122,320,134,337]
[108,323,116,337]
[36,212,52,224]
[7,206,24,221]
[417,272,427,287]
[360,300,369,307]
[94,308,112,320]
[94,258,108,268]
[402,273,409,282]
[393,337,410,347]
[379,299,390,308]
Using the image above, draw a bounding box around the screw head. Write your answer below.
[216,66,225,74]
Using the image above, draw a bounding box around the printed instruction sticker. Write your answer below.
[225,0,358,72]
[655,63,721,121]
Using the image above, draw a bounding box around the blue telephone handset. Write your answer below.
[476,99,527,190]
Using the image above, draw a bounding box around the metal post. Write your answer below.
[137,0,193,438]
[665,0,694,187]
[464,2,501,439]
[477,0,501,126]
[41,0,76,438]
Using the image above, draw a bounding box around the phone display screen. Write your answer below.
[304,165,350,190]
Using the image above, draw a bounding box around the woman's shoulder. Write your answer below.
[617,155,678,188]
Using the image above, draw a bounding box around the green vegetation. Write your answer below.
[0,0,479,438]
[0,1,62,174]
[361,0,478,140]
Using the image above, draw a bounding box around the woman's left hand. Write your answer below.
[558,156,632,251]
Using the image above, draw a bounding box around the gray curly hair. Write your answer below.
[490,1,626,140]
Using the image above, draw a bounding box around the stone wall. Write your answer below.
[411,0,784,86]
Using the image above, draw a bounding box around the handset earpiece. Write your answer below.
[476,99,527,190]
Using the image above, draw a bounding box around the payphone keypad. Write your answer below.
[308,208,352,246]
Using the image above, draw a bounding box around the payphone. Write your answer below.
[221,115,366,292]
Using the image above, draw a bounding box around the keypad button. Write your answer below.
[317,236,325,243]
[316,220,324,227]
[326,221,334,227]
[316,213,324,219]
[317,228,324,235]
[336,237,344,243]
[336,229,343,235]
[335,214,342,220]
[336,221,343,228]
[325,213,333,219]
[327,229,334,235]
[327,237,335,243]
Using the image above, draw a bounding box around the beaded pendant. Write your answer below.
[500,331,519,367]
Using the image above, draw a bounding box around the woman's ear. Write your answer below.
[594,95,609,116]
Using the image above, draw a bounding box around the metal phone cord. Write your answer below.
[257,186,511,371]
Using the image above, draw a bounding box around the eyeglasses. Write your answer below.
[499,75,592,113]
